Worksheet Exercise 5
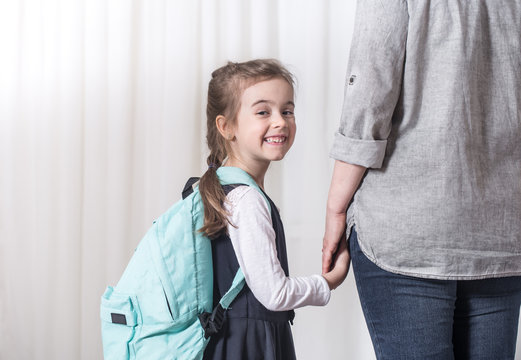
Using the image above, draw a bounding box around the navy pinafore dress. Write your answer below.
[203,186,296,360]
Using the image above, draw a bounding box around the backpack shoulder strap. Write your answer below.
[219,269,245,309]
[199,269,246,339]
[216,166,270,213]
[183,167,269,211]
[199,167,272,338]
[215,166,272,297]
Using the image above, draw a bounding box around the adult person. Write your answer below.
[322,0,521,358]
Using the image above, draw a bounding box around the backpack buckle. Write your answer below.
[198,304,226,339]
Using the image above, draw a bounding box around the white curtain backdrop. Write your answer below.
[1,1,519,359]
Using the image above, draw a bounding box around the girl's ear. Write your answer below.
[216,115,235,140]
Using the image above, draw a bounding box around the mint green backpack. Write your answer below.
[100,167,269,360]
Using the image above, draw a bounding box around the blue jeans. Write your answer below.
[349,229,521,360]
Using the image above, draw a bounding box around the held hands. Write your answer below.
[322,210,350,290]
[322,210,348,274]
[322,235,350,290]
[321,160,366,290]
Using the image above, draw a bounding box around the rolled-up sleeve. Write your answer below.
[330,0,409,168]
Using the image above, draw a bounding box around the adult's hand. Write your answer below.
[322,235,350,289]
[322,210,348,274]
[322,160,367,274]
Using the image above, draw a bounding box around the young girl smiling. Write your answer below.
[200,59,349,360]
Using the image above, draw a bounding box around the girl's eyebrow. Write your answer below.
[251,100,295,107]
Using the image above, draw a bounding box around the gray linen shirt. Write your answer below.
[331,0,521,280]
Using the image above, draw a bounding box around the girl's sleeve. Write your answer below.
[225,186,331,311]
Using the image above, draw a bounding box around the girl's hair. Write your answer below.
[198,59,295,238]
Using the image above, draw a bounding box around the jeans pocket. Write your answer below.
[100,286,140,360]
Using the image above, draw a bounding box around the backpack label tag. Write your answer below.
[111,313,127,325]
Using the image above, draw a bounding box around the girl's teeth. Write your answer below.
[266,137,285,143]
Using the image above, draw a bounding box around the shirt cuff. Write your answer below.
[329,131,387,168]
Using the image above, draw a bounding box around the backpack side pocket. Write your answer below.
[100,286,140,360]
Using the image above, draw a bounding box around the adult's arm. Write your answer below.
[322,160,366,274]
[323,0,408,273]
[330,0,409,168]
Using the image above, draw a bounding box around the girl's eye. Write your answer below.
[283,110,294,116]
[257,111,269,116]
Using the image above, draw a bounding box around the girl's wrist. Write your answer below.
[322,273,335,290]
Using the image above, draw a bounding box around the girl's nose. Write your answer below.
[272,112,287,128]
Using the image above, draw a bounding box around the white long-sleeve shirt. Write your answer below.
[224,186,330,311]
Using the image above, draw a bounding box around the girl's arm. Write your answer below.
[322,160,366,274]
[225,186,331,312]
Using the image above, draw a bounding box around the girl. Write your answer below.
[199,59,349,360]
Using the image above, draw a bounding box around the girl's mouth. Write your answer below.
[264,136,286,144]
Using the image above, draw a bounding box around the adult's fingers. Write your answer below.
[322,239,338,274]
[322,223,345,273]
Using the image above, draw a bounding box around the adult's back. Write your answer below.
[330,0,521,279]
[324,1,521,358]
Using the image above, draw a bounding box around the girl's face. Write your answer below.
[227,77,296,171]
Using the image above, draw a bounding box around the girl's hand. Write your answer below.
[322,237,350,290]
